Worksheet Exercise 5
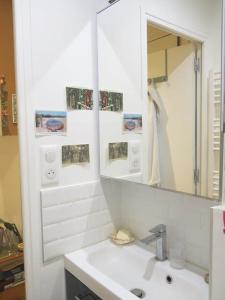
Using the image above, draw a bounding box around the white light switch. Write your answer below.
[129,141,141,172]
[45,150,56,163]
[40,145,60,185]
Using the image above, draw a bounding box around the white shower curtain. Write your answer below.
[148,84,161,186]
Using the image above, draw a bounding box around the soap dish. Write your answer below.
[110,233,135,245]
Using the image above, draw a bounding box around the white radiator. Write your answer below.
[208,71,221,199]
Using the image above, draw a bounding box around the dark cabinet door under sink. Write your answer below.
[65,270,102,300]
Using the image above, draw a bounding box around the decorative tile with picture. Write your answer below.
[35,110,67,135]
[123,113,142,133]
[12,94,17,124]
[62,144,90,166]
[100,90,123,111]
[108,142,128,160]
[66,87,93,110]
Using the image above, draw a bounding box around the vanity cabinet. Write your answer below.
[65,270,101,300]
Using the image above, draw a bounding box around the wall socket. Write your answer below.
[129,141,141,172]
[40,145,60,186]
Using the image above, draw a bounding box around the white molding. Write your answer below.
[12,0,40,298]
[145,12,207,43]
[220,0,225,205]
[140,6,149,183]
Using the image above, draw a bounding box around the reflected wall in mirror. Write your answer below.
[98,0,223,200]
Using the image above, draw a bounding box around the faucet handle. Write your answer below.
[149,224,166,234]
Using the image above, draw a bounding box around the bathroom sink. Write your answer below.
[64,240,208,300]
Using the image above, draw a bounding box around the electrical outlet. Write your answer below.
[129,141,141,172]
[46,169,57,180]
[40,145,60,185]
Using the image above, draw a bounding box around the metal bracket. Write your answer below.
[194,57,200,73]
[194,168,200,184]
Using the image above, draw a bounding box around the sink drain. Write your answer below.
[130,288,145,298]
[166,275,173,284]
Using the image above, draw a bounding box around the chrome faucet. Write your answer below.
[140,224,167,261]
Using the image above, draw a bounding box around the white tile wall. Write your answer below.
[120,181,214,270]
[41,180,120,261]
[41,176,213,270]
[210,206,225,300]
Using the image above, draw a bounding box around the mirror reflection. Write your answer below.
[147,24,202,195]
[98,0,222,200]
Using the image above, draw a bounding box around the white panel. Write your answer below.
[44,224,114,261]
[211,206,225,300]
[41,181,115,261]
[41,181,103,208]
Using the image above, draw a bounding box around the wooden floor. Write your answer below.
[0,282,25,300]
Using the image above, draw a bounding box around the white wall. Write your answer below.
[13,0,115,299]
[121,182,212,270]
[0,137,22,231]
[211,206,225,300]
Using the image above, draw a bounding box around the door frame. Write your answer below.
[12,0,40,298]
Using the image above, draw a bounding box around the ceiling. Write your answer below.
[147,24,191,53]
[147,26,172,43]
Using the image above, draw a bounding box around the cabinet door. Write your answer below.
[65,270,101,300]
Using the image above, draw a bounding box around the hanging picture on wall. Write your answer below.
[100,91,123,111]
[35,110,67,135]
[66,87,93,110]
[12,94,17,124]
[123,113,142,133]
[0,75,9,135]
[62,144,90,166]
[109,142,128,160]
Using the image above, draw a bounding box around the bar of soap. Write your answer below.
[116,229,132,241]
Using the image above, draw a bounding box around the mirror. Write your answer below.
[98,0,223,201]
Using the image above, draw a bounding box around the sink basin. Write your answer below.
[64,240,208,300]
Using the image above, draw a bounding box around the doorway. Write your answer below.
[147,23,202,195]
[0,0,25,299]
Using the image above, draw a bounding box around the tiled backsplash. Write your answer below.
[211,206,225,300]
[41,181,116,261]
[120,182,213,270]
[41,178,214,270]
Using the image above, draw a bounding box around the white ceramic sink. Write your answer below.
[64,240,208,300]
